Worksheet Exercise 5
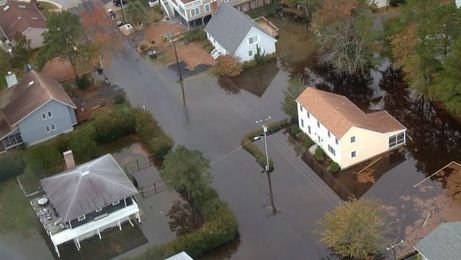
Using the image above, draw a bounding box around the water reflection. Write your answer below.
[218,61,279,97]
[167,200,204,236]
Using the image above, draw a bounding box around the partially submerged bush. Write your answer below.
[328,162,340,173]
[215,55,242,77]
[315,146,324,161]
[93,109,136,143]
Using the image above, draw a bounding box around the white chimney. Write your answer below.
[5,72,18,88]
[63,150,76,169]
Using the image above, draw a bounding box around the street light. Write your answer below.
[255,116,277,215]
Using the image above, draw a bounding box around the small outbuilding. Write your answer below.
[204,3,276,62]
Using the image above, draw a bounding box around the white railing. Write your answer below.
[50,201,140,246]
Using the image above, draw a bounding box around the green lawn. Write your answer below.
[0,179,36,233]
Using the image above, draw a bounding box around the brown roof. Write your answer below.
[0,0,47,40]
[0,70,76,138]
[41,154,138,222]
[296,87,406,138]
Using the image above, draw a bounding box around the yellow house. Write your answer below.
[296,87,406,169]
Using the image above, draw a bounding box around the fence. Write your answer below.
[123,155,168,198]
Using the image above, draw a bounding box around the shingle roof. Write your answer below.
[296,87,406,138]
[0,0,47,40]
[415,222,461,260]
[0,70,76,139]
[41,154,138,222]
[204,3,272,54]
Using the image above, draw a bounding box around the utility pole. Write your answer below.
[170,38,186,107]
[120,0,127,24]
[256,116,276,215]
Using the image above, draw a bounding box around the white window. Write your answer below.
[351,136,356,143]
[389,132,405,148]
[42,113,46,120]
[248,35,258,45]
[306,111,310,118]
[335,138,338,145]
[47,111,52,118]
[112,200,120,206]
[248,50,253,57]
[328,131,330,138]
[300,119,304,128]
[77,215,86,221]
[190,7,200,17]
[351,151,356,158]
[328,145,335,156]
[308,126,311,134]
[299,104,303,111]
[46,126,50,133]
[96,208,102,212]
[204,3,210,12]
[317,121,320,128]
[51,124,56,131]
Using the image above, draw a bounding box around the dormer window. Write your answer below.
[77,215,86,221]
[112,200,120,206]
[96,208,102,212]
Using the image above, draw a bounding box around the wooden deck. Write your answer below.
[254,16,279,38]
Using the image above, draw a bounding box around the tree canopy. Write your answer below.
[319,197,389,259]
[37,11,82,69]
[9,33,33,70]
[312,0,379,75]
[160,145,211,203]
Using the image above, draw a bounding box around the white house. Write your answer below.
[296,87,406,169]
[204,3,276,62]
[30,152,140,257]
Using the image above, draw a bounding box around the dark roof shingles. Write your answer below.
[0,0,47,39]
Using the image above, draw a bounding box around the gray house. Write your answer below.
[0,70,77,152]
[414,221,461,260]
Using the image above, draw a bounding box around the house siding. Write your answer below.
[233,26,276,62]
[297,101,406,169]
[206,33,228,55]
[18,100,76,146]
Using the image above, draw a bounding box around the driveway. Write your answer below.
[104,42,341,259]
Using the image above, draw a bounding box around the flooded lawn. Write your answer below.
[218,60,279,97]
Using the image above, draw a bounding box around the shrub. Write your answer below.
[76,75,91,90]
[68,126,98,163]
[0,151,26,182]
[327,162,340,173]
[215,55,242,77]
[134,109,173,160]
[182,28,207,42]
[315,147,324,162]
[289,124,300,136]
[302,135,314,148]
[25,143,63,174]
[114,93,127,104]
[93,109,136,143]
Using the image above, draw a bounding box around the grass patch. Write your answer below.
[0,179,36,233]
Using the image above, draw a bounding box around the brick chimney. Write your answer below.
[63,150,76,169]
[211,0,218,15]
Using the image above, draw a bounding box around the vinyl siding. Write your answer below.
[18,100,76,146]
[233,26,276,62]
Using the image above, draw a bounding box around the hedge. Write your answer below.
[132,179,238,260]
[93,109,136,143]
[0,151,26,182]
[134,109,173,160]
[241,119,289,173]
[315,146,324,162]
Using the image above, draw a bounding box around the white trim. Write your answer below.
[112,200,120,206]
[96,208,102,212]
[77,215,86,221]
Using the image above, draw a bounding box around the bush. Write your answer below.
[76,75,91,90]
[241,119,289,172]
[327,162,340,173]
[182,28,207,43]
[215,55,242,77]
[93,109,136,143]
[315,147,324,162]
[25,142,62,174]
[302,135,314,148]
[134,109,173,160]
[289,124,300,136]
[114,93,127,104]
[68,126,98,163]
[132,186,238,259]
[0,151,26,182]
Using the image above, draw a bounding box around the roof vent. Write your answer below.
[3,5,9,11]
[5,72,18,88]
[28,80,34,86]
[81,170,90,176]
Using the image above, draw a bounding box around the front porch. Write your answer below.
[0,129,23,153]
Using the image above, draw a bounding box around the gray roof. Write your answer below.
[204,3,273,54]
[41,154,138,222]
[415,222,461,260]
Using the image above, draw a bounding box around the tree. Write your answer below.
[312,0,379,75]
[160,145,211,203]
[37,12,82,70]
[319,197,389,259]
[434,36,461,115]
[215,55,242,77]
[9,33,32,70]
[0,49,12,89]
[282,79,306,121]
